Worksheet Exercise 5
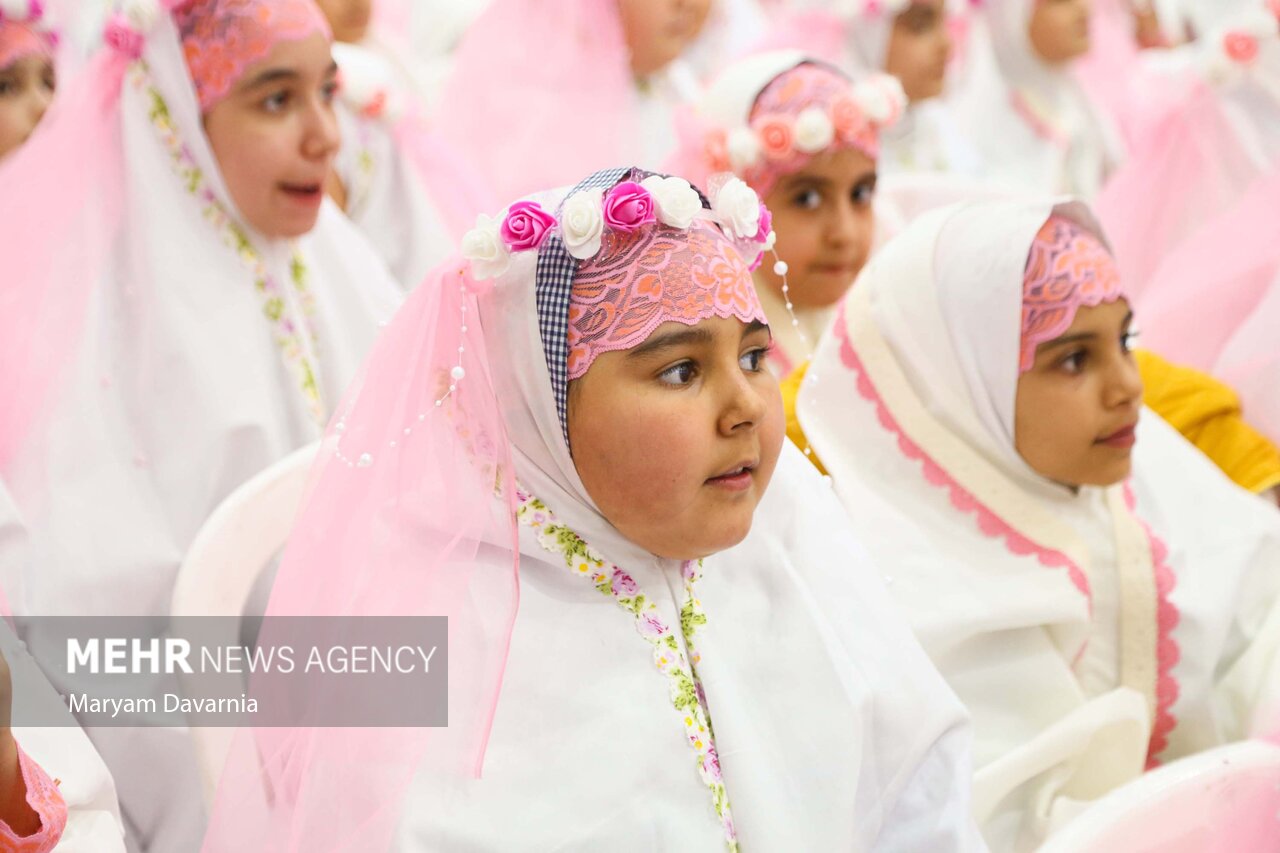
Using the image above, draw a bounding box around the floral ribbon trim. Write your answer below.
[133,62,327,427]
[515,488,738,851]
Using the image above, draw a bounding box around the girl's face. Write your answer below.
[617,0,713,78]
[567,316,784,561]
[759,147,877,309]
[313,0,372,44]
[202,33,341,239]
[1028,0,1092,65]
[1015,299,1143,487]
[884,0,952,103]
[0,55,54,160]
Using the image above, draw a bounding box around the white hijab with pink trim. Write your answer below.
[795,197,1280,850]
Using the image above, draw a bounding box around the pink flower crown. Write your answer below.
[702,72,906,178]
[461,174,778,280]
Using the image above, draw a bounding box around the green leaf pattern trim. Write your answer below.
[515,487,738,851]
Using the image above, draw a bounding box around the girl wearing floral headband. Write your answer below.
[788,197,1280,848]
[674,51,906,376]
[0,0,56,160]
[0,1,402,847]
[202,167,983,851]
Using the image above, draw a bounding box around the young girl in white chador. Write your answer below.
[671,51,906,375]
[201,167,987,851]
[789,198,1280,850]
[0,1,401,848]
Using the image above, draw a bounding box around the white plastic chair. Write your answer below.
[1040,740,1280,853]
[169,441,319,808]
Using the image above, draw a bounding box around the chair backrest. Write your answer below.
[169,441,319,808]
[1040,740,1280,853]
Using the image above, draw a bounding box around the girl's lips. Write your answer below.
[1097,424,1137,449]
[279,183,324,208]
[706,463,756,492]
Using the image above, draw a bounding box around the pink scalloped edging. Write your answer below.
[0,744,68,853]
[1124,485,1182,769]
[833,304,1092,602]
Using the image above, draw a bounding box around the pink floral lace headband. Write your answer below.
[462,173,771,381]
[172,0,331,112]
[0,1,55,70]
[703,62,906,196]
[1020,216,1125,373]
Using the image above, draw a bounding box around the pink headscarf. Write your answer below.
[1020,215,1125,372]
[171,0,330,112]
[0,1,54,70]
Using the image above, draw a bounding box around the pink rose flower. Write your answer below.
[638,614,666,638]
[830,93,867,139]
[611,569,639,596]
[500,201,557,252]
[702,746,722,781]
[753,115,794,161]
[602,181,657,233]
[104,13,145,59]
[1224,31,1259,64]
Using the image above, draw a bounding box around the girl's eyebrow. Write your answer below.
[627,326,714,360]
[1040,311,1135,351]
[239,61,339,93]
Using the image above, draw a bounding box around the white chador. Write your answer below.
[330,42,456,290]
[795,199,1280,851]
[0,16,401,853]
[949,0,1123,199]
[386,197,985,848]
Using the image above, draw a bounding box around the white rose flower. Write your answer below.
[855,75,906,125]
[712,177,761,240]
[560,187,606,260]
[793,107,835,154]
[461,213,511,280]
[726,127,761,173]
[640,175,701,230]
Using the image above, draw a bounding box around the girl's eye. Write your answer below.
[852,180,876,206]
[263,91,290,112]
[321,80,340,103]
[1059,349,1087,374]
[739,348,767,373]
[0,80,14,97]
[793,189,822,210]
[1121,330,1140,352]
[658,361,697,386]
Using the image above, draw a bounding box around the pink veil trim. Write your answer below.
[832,303,1094,601]
[202,259,521,851]
[0,46,131,471]
[1122,484,1182,768]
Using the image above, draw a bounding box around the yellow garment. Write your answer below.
[780,362,827,476]
[1136,350,1280,495]
[782,353,1280,494]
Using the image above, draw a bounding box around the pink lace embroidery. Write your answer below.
[1020,216,1125,373]
[567,220,766,380]
[0,21,51,70]
[173,0,330,112]
[1123,484,1182,768]
[0,744,68,852]
[834,303,1093,601]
